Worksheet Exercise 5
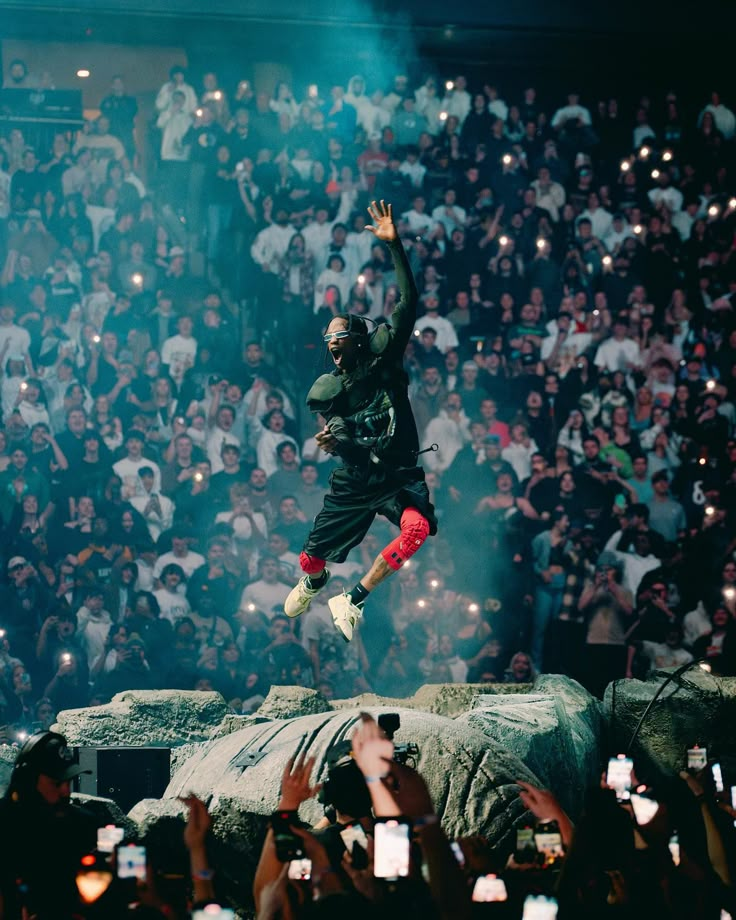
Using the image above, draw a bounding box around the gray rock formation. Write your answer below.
[72,793,139,840]
[134,706,543,908]
[256,685,332,720]
[331,682,529,718]
[18,678,603,913]
[0,744,17,796]
[457,675,602,817]
[604,669,735,778]
[54,690,228,747]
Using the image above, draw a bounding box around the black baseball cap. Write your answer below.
[15,732,91,782]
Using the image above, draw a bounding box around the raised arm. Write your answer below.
[365,199,418,354]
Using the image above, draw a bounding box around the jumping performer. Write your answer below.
[284,199,437,640]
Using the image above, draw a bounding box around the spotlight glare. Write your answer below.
[662,150,673,161]
[639,145,650,159]
[445,80,454,91]
[620,159,631,172]
[708,204,720,218]
[76,69,90,78]
[651,169,660,180]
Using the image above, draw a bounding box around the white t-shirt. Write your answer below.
[207,427,241,474]
[412,315,459,353]
[112,456,161,500]
[154,588,192,625]
[502,439,539,482]
[76,606,113,670]
[256,430,298,478]
[541,322,592,363]
[0,324,31,357]
[161,334,197,385]
[130,492,174,542]
[594,337,641,372]
[648,187,683,213]
[153,550,205,582]
[14,400,50,428]
[639,640,692,674]
[401,208,436,236]
[551,104,592,128]
[239,579,286,617]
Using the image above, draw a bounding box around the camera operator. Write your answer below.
[0,731,98,919]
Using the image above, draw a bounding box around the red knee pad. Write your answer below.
[299,552,326,575]
[380,507,430,571]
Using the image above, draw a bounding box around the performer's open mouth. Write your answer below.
[330,347,343,367]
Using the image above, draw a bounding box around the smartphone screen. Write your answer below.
[669,833,680,866]
[607,755,634,800]
[687,745,707,771]
[340,824,368,852]
[522,894,559,919]
[271,810,304,862]
[117,844,146,880]
[450,841,465,867]
[472,874,508,902]
[711,762,724,793]
[97,825,124,853]
[534,829,564,861]
[287,858,312,881]
[192,909,235,920]
[630,793,659,825]
[515,826,537,862]
[373,819,410,879]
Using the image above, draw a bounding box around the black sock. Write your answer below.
[348,582,370,607]
[306,570,328,590]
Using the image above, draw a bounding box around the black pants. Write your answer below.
[303,464,437,564]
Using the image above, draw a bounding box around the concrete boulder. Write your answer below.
[604,670,736,778]
[256,685,332,720]
[73,793,139,840]
[457,679,601,817]
[0,744,18,797]
[133,706,542,909]
[331,682,528,718]
[55,690,229,748]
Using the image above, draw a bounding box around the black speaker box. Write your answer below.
[74,747,171,813]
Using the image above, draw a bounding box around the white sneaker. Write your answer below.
[329,592,363,642]
[284,571,330,618]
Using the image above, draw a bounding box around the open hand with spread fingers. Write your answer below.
[365,199,397,242]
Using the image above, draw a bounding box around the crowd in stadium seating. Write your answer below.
[0,59,735,745]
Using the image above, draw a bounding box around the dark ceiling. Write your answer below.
[0,0,733,95]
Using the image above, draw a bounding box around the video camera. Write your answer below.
[377,713,419,767]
